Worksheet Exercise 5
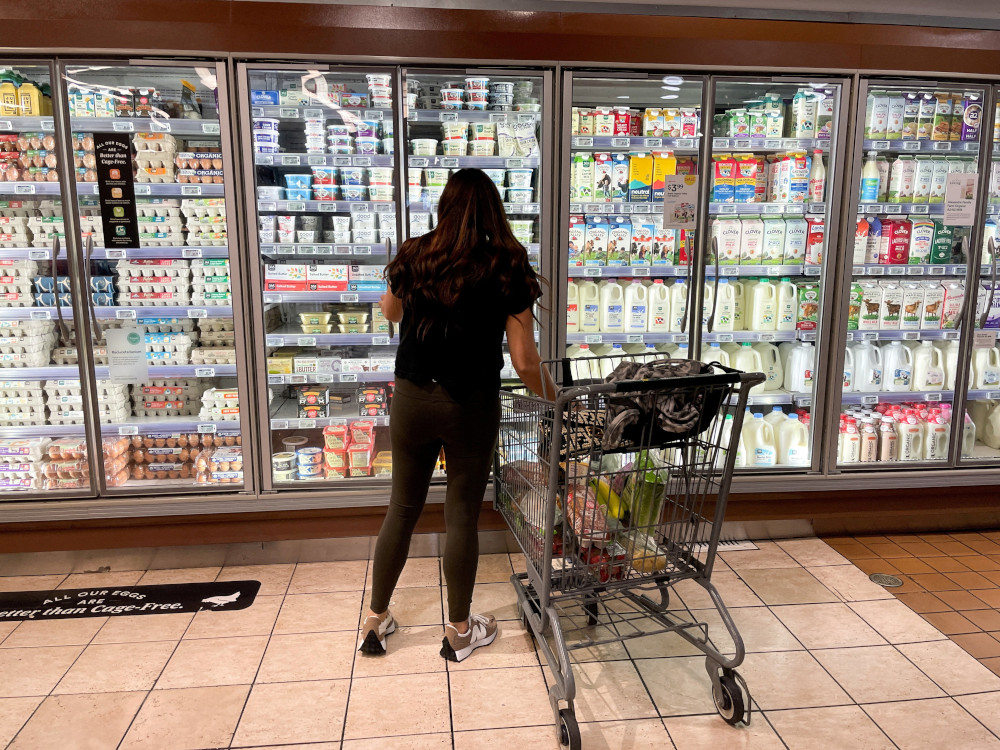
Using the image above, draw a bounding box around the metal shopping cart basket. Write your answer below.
[493,354,764,750]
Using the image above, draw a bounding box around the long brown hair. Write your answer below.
[386,168,542,337]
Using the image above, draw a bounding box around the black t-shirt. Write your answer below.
[387,245,538,401]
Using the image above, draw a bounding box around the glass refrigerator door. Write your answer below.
[241,65,399,487]
[836,80,988,469]
[60,61,250,492]
[705,77,847,472]
[402,68,547,390]
[564,72,705,379]
[0,61,99,499]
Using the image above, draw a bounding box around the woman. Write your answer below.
[360,168,552,662]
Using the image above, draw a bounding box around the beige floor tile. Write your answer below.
[137,567,221,585]
[1,616,108,648]
[345,733,451,749]
[450,665,552,731]
[510,553,528,575]
[0,621,16,643]
[0,645,82,697]
[897,639,1000,695]
[274,591,364,634]
[0,697,42,747]
[807,564,895,602]
[93,612,193,644]
[864,698,1000,750]
[449,623,538,671]
[454,725,559,750]
[664,713,785,749]
[956,692,1000,736]
[184,594,282,639]
[547,616,630,663]
[766,705,895,750]
[0,575,66,592]
[776,538,849,567]
[719,542,798,570]
[249,745,340,750]
[848,599,949,644]
[345,671,450,739]
[398,556,443,588]
[231,679,349,747]
[635,656,716,716]
[8,691,145,749]
[216,563,295,596]
[258,631,356,682]
[119,684,250,750]
[674,574,764,609]
[738,568,838,606]
[289,560,368,594]
[692,605,803,655]
[446,581,519,622]
[624,628,704,659]
[772,603,886,649]
[812,645,944,703]
[737,650,852,711]
[570,660,658,722]
[578,719,674,750]
[354,624,447,677]
[474,553,515,584]
[156,635,266,689]
[56,571,144,590]
[53,641,174,694]
[366,585,443,627]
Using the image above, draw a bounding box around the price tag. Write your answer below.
[441,157,459,168]
[186,309,208,319]
[757,333,774,342]
[318,203,336,212]
[118,426,138,436]
[340,373,358,383]
[340,293,359,303]
[643,138,663,148]
[285,202,305,212]
[633,204,651,214]
[633,267,650,277]
[316,374,335,383]
[988,391,1000,400]
[585,334,603,344]
[933,142,952,151]
[202,122,221,135]
[489,113,508,123]
[929,266,946,275]
[505,204,521,214]
[297,336,317,346]
[965,141,980,152]
[863,332,880,341]
[797,397,813,407]
[263,293,282,303]
[354,245,372,255]
[104,249,126,260]
[764,204,784,214]
[583,267,602,277]
[619,203,633,214]
[181,248,203,259]
[298,419,317,430]
[268,375,284,385]
[350,203,370,213]
[279,107,298,118]
[721,266,740,276]
[353,156,372,167]
[884,205,903,214]
[374,202,394,213]
[907,266,925,275]
[149,120,171,133]
[197,423,217,434]
[307,155,327,166]
[363,109,385,120]
[313,245,333,255]
[733,139,752,149]
[712,138,729,149]
[40,120,54,132]
[902,141,921,151]
[289,375,307,385]
[251,107,265,117]
[808,203,825,214]
[259,201,276,212]
[505,158,524,169]
[373,335,391,345]
[28,249,48,261]
[943,330,960,340]
[573,137,594,148]
[956,266,967,275]
[265,337,283,347]
[805,266,821,276]
[115,309,136,320]
[862,395,879,405]
[276,245,295,255]
[786,205,805,214]
[29,310,51,320]
[863,204,882,213]
[333,156,352,167]
[133,184,152,196]
[606,137,628,148]
[14,184,34,195]
[767,266,783,276]
[439,112,459,122]
[281,155,301,166]
[304,109,324,119]
[675,334,689,343]
[801,332,817,342]
[911,204,930,214]
[584,204,604,214]
[194,367,216,378]
[888,266,906,275]
[902,331,920,340]
[409,157,429,168]
[719,205,737,214]
[764,139,782,149]
[675,138,696,149]
[112,120,134,132]
[868,266,885,276]
[181,185,202,196]
[271,419,289,430]
[675,266,689,276]
[715,333,734,343]
[871,141,890,150]
[524,204,539,214]
[333,245,352,255]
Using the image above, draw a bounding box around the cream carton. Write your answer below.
[783,218,807,264]
[762,217,786,264]
[583,217,609,265]
[858,281,883,331]
[630,221,654,265]
[879,282,903,330]
[900,283,925,331]
[607,217,631,266]
[941,281,965,329]
[713,218,741,266]
[739,216,764,265]
[921,281,945,329]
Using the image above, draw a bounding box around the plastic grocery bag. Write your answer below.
[621,450,668,529]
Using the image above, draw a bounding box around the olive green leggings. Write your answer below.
[370,378,500,623]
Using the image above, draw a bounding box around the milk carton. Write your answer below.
[865,216,882,264]
[714,218,741,266]
[734,156,757,203]
[611,154,630,201]
[916,93,936,140]
[739,216,764,265]
[630,221,654,265]
[762,218,786,265]
[593,153,614,202]
[816,89,835,139]
[847,282,863,330]
[929,156,949,203]
[607,217,631,266]
[941,281,965,329]
[912,158,934,203]
[854,218,870,265]
[858,281,883,331]
[900,283,925,330]
[886,218,911,264]
[880,282,904,330]
[783,218,807,264]
[930,221,954,264]
[592,109,615,136]
[796,283,820,331]
[921,282,945,329]
[642,108,664,137]
[789,152,810,204]
[568,216,586,267]
[805,217,824,265]
[886,91,906,140]
[652,225,676,265]
[908,218,934,264]
[712,155,736,203]
[902,92,920,140]
[583,217,609,266]
[663,109,682,138]
[574,153,595,202]
[864,90,889,139]
[651,151,677,202]
[628,154,653,202]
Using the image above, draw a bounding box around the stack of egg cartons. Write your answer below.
[190,258,231,308]
[0,259,38,308]
[132,378,206,418]
[0,318,56,370]
[199,386,240,422]
[192,317,237,367]
[0,437,49,492]
[45,379,131,425]
[182,199,227,247]
[0,216,31,248]
[116,258,191,307]
[144,329,194,367]
[136,214,184,248]
[134,133,176,184]
[0,376,46,429]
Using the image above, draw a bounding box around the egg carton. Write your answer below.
[0,260,39,278]
[132,403,200,418]
[198,329,235,346]
[135,317,196,333]
[141,378,201,389]
[181,199,225,217]
[190,260,230,276]
[190,281,231,295]
[191,291,231,307]
[0,216,30,229]
[0,386,43,400]
[0,293,32,307]
[0,475,40,490]
[0,350,49,367]
[135,169,176,184]
[198,319,234,333]
[134,133,178,152]
[0,394,42,407]
[186,233,227,247]
[144,331,194,347]
[44,380,129,399]
[0,237,31,249]
[198,407,240,422]
[0,281,34,295]
[129,462,197,481]
[137,215,184,229]
[116,261,191,277]
[146,350,191,366]
[201,387,240,408]
[0,465,39,479]
[116,292,192,306]
[133,384,205,402]
[190,347,236,365]
[135,154,175,170]
[0,439,51,463]
[0,339,53,355]
[136,205,181,218]
[0,320,55,336]
[117,281,191,295]
[186,215,227,228]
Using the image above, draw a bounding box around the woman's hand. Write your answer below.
[380,289,403,323]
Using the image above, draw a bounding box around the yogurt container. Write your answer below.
[468,140,495,156]
[312,167,337,184]
[296,230,316,243]
[342,185,369,201]
[282,435,308,450]
[328,125,352,136]
[297,463,324,478]
[285,188,311,200]
[442,121,469,140]
[355,138,380,155]
[353,227,377,243]
[369,185,394,202]
[313,186,339,201]
[253,118,280,131]
[411,139,438,156]
[463,101,487,111]
[506,169,534,188]
[441,88,464,103]
[272,468,297,482]
[254,144,280,153]
[297,446,323,465]
[327,145,353,155]
[489,82,515,95]
[356,121,380,139]
[368,167,394,185]
[483,168,506,186]
[418,96,440,109]
[441,139,468,156]
[469,122,496,140]
[284,174,313,189]
[424,168,449,185]
[465,91,489,104]
[253,132,279,145]
[272,452,296,471]
[506,187,534,202]
[381,138,394,154]
[339,167,365,186]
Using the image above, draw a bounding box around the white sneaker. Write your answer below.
[358,611,396,655]
[440,613,499,662]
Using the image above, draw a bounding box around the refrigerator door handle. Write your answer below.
[980,236,997,331]
[50,236,69,343]
[707,236,720,333]
[84,234,102,339]
[957,235,971,330]
[680,269,691,334]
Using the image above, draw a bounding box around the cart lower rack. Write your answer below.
[493,356,764,749]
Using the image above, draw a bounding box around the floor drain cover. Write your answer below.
[870,573,904,587]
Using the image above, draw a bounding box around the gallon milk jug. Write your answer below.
[568,343,597,381]
[733,342,765,394]
[972,346,1000,389]
[674,342,691,360]
[714,278,736,332]
[775,277,797,331]
[853,341,883,392]
[605,343,627,376]
[924,410,950,460]
[749,278,777,331]
[764,406,786,427]
[717,414,736,468]
[669,281,688,332]
[941,339,961,390]
[732,280,745,331]
[912,340,945,391]
[743,413,777,467]
[778,340,798,376]
[599,280,624,333]
[882,341,913,392]
[784,342,815,394]
[753,341,783,392]
[701,342,730,368]
[566,280,580,334]
[647,279,671,332]
[778,413,810,465]
[963,411,977,457]
[578,280,600,333]
[702,282,715,327]
[624,280,648,333]
[843,345,855,392]
[896,410,924,460]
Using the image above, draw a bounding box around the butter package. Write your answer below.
[568,216,586,267]
[265,264,308,292]
[607,217,631,266]
[349,265,385,281]
[307,264,348,291]
[583,217,609,265]
[627,154,653,202]
[348,280,387,292]
[712,155,736,203]
[630,221,654,265]
[734,156,757,204]
[650,151,677,202]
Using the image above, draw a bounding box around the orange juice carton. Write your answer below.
[642,108,664,137]
[613,109,632,135]
[583,217,609,265]
[593,153,614,201]
[568,216,586,267]
[879,281,904,330]
[858,282,882,331]
[651,151,677,202]
[712,155,737,203]
[652,224,676,265]
[627,153,654,202]
[607,217,631,266]
[734,155,758,203]
[941,281,965,329]
[630,221,654,265]
[680,109,698,137]
[592,109,616,136]
[900,283,925,331]
[920,281,946,329]
[663,109,682,138]
[610,154,630,201]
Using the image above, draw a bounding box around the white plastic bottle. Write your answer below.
[882,341,913,392]
[778,413,810,466]
[731,280,746,331]
[566,279,580,334]
[859,418,879,462]
[568,343,597,381]
[669,281,688,332]
[674,342,691,360]
[702,342,730,368]
[840,417,861,463]
[753,341,784,392]
[702,282,715,328]
[718,413,735,468]
[843,345,855,392]
[860,151,880,202]
[599,280,624,333]
[578,280,600,333]
[963,411,977,457]
[605,343,627,376]
[647,279,671,332]
[896,409,924,461]
[971,346,1000,389]
[733,342,765,394]
[924,409,950,460]
[853,341,883,392]
[624,280,648,333]
[749,278,777,332]
[879,415,899,462]
[911,340,945,391]
[763,406,786,428]
[783,341,815,393]
[743,413,777,467]
[940,339,961,390]
[808,149,825,202]
[775,277,797,331]
[714,278,736,332]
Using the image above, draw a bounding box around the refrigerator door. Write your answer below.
[562,72,707,381]
[703,77,848,472]
[240,65,400,488]
[833,80,989,470]
[0,60,99,499]
[58,60,252,493]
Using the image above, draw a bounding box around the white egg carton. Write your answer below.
[0,338,53,355]
[144,331,194,347]
[190,280,231,295]
[134,133,178,151]
[117,280,190,294]
[135,317,196,333]
[133,403,199,418]
[181,199,225,217]
[0,216,29,228]
[198,405,240,421]
[198,329,235,346]
[198,319,234,333]
[146,350,191,366]
[133,381,204,399]
[0,385,43,400]
[143,378,200,389]
[116,292,192,306]
[190,260,230,276]
[0,350,49,367]
[0,320,54,337]
[0,279,34,294]
[136,205,181,218]
[0,394,42,407]
[190,291,231,307]
[0,437,50,461]
[200,387,240,409]
[0,260,39,278]
[190,347,236,365]
[0,236,30,249]
[0,293,33,307]
[43,379,130,399]
[187,232,227,246]
[116,260,190,277]
[135,153,175,170]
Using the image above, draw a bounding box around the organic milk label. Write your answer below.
[568,217,586,266]
[652,226,676,266]
[921,282,945,329]
[630,221,654,265]
[628,301,646,330]
[575,153,595,201]
[796,283,820,331]
[762,218,786,265]
[783,218,807,264]
[739,217,764,264]
[607,218,631,266]
[900,284,925,330]
[714,218,741,265]
[734,156,757,203]
[712,155,736,203]
[583,218,608,265]
[902,93,920,140]
[848,282,863,330]
[865,217,882,264]
[593,153,614,202]
[611,154,630,201]
[908,218,934,264]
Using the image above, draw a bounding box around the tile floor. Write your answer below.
[0,538,998,748]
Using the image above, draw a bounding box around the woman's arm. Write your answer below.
[379,289,403,323]
[506,308,556,398]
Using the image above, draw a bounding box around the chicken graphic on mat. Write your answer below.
[202,591,240,607]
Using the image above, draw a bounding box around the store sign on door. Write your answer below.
[106,326,148,383]
[93,133,140,248]
[0,581,261,621]
[662,175,698,230]
[944,172,978,226]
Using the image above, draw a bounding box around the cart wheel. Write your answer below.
[714,671,748,726]
[558,708,581,750]
[583,599,599,626]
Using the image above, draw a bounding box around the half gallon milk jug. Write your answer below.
[763,406,786,427]
[578,280,600,333]
[784,342,815,394]
[566,279,580,334]
[605,343,627,376]
[599,280,624,333]
[853,341,883,392]
[896,410,924,460]
[702,282,715,327]
[717,414,736,468]
[702,342,731,368]
[749,278,777,331]
[731,280,745,330]
[624,280,648,333]
[924,410,950,460]
[972,346,1000,389]
[775,277,797,331]
[669,281,688,332]
[963,411,977,457]
[941,340,961,389]
[674,342,691,360]
[733,342,765,394]
[714,278,736,332]
[843,345,855,392]
[647,279,671,332]
[753,341,783,392]
[882,341,913,392]
[778,413,810,465]
[912,340,945,391]
[743,413,777,467]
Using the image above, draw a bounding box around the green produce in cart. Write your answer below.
[621,450,668,529]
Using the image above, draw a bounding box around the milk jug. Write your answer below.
[763,406,786,427]
[784,342,815,393]
[599,280,624,333]
[749,279,777,331]
[714,278,736,332]
[731,280,746,330]
[647,279,671,332]
[852,341,882,392]
[654,343,677,356]
[733,342,765,394]
[938,340,960,390]
[674,342,691,360]
[566,280,580,334]
[843,345,855,392]
[912,340,945,391]
[623,280,648,333]
[778,413,810,466]
[578,280,600,333]
[753,341,783,392]
[775,278,797,331]
[963,411,977,457]
[605,343,627,376]
[924,411,950,460]
[743,413,777,467]
[568,343,597,381]
[702,282,715,327]
[669,281,688,332]
[972,346,1000,389]
[896,410,924,460]
[701,342,730,368]
[882,341,913,392]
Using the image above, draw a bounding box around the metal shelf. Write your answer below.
[862,138,980,154]
[409,200,540,215]
[255,153,393,168]
[265,331,397,346]
[267,371,395,385]
[569,201,663,215]
[0,116,222,136]
[568,264,818,279]
[0,305,234,321]
[0,182,223,198]
[850,264,978,278]
[0,246,229,260]
[259,243,388,258]
[252,105,393,121]
[712,137,831,151]
[103,417,241,436]
[846,330,962,342]
[0,366,80,380]
[566,330,808,344]
[262,291,383,304]
[259,200,395,213]
[855,202,945,216]
[570,135,698,152]
[710,203,823,216]
[408,109,540,123]
[269,399,390,430]
[841,390,955,405]
[407,155,539,169]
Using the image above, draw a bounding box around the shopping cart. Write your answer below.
[493,354,764,749]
